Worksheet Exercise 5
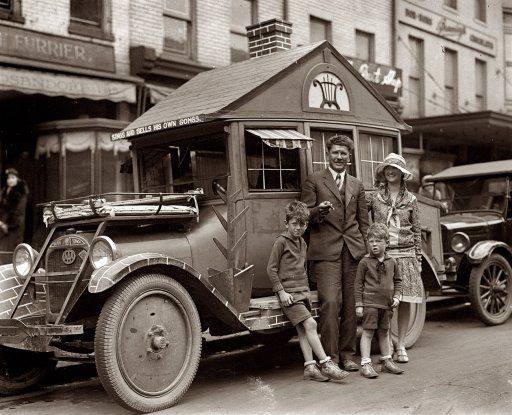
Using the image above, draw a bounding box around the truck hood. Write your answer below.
[440,212,504,231]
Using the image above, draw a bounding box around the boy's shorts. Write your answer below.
[362,307,392,330]
[281,291,312,327]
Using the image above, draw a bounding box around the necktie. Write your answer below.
[335,173,342,189]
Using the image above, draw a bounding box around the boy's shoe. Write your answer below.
[360,363,379,379]
[304,364,329,382]
[320,360,350,383]
[382,358,404,374]
[341,359,359,372]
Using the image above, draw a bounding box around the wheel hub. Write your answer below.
[145,325,170,360]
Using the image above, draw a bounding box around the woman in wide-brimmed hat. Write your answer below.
[367,153,423,364]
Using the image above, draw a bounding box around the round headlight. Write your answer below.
[451,232,470,253]
[90,236,118,270]
[13,243,37,277]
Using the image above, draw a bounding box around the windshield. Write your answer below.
[138,135,228,199]
[435,177,508,213]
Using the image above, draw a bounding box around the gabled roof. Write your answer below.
[430,159,512,181]
[118,41,406,139]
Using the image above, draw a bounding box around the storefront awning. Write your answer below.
[247,129,314,150]
[147,83,174,104]
[0,67,137,103]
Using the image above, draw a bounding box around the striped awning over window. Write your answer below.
[247,129,314,150]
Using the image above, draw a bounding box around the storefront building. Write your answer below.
[0,0,138,249]
[395,0,511,189]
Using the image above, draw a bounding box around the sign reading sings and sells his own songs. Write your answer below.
[0,24,115,72]
[111,115,206,140]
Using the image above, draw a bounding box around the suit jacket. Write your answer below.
[301,169,369,261]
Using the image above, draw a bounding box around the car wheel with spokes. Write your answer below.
[469,254,512,325]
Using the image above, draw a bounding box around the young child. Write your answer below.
[267,201,349,382]
[354,222,404,378]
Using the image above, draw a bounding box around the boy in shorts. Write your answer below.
[355,222,404,378]
[267,201,349,383]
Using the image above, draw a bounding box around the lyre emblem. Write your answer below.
[312,74,344,109]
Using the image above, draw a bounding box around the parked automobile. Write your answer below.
[429,159,512,325]
[0,39,444,413]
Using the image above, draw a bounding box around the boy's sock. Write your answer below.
[381,355,392,360]
[319,357,331,364]
[361,357,371,365]
[304,360,316,367]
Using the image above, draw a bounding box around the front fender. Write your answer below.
[467,241,512,264]
[88,253,248,332]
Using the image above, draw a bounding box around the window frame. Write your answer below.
[162,0,197,60]
[355,29,375,63]
[309,15,332,43]
[407,35,425,118]
[504,11,512,102]
[443,48,458,113]
[0,0,24,23]
[443,0,458,11]
[474,0,486,23]
[230,0,256,63]
[475,58,487,111]
[69,0,113,41]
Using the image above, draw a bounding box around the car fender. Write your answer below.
[88,253,248,331]
[467,241,512,264]
[420,251,442,292]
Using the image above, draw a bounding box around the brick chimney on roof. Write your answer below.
[246,18,292,58]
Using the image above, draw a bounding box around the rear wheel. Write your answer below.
[0,346,56,395]
[390,293,426,349]
[469,254,512,325]
[95,273,202,413]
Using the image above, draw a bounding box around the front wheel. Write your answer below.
[95,273,202,413]
[469,254,512,325]
[0,346,56,395]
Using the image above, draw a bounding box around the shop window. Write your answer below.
[139,136,228,199]
[163,0,195,58]
[310,129,355,176]
[474,0,486,22]
[0,0,24,22]
[359,133,397,189]
[230,0,255,62]
[475,59,487,110]
[245,134,300,191]
[309,16,331,43]
[444,0,457,10]
[355,30,375,62]
[69,0,113,41]
[444,48,458,113]
[66,149,92,199]
[407,36,424,118]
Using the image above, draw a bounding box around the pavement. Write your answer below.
[1,299,512,415]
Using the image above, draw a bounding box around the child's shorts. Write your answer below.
[281,291,312,327]
[362,307,392,330]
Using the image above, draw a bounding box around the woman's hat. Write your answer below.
[375,153,413,182]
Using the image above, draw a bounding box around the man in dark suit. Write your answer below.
[301,134,369,371]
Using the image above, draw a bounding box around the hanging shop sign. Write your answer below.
[346,58,402,98]
[0,24,115,72]
[398,0,496,57]
[111,114,207,140]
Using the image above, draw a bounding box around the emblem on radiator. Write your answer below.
[62,249,76,265]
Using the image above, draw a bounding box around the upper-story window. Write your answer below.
[407,36,424,118]
[474,0,486,22]
[355,30,375,62]
[231,0,255,62]
[0,0,24,22]
[69,0,113,40]
[309,16,331,43]
[163,0,195,58]
[443,0,457,10]
[504,11,512,102]
[444,48,458,113]
[475,59,487,110]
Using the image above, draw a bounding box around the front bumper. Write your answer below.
[0,318,83,352]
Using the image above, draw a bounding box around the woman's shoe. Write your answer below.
[396,348,409,363]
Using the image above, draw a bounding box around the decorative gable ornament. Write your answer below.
[308,72,349,111]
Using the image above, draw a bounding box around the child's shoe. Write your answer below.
[360,363,379,378]
[319,359,350,383]
[303,363,329,382]
[382,358,404,374]
[396,347,409,363]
